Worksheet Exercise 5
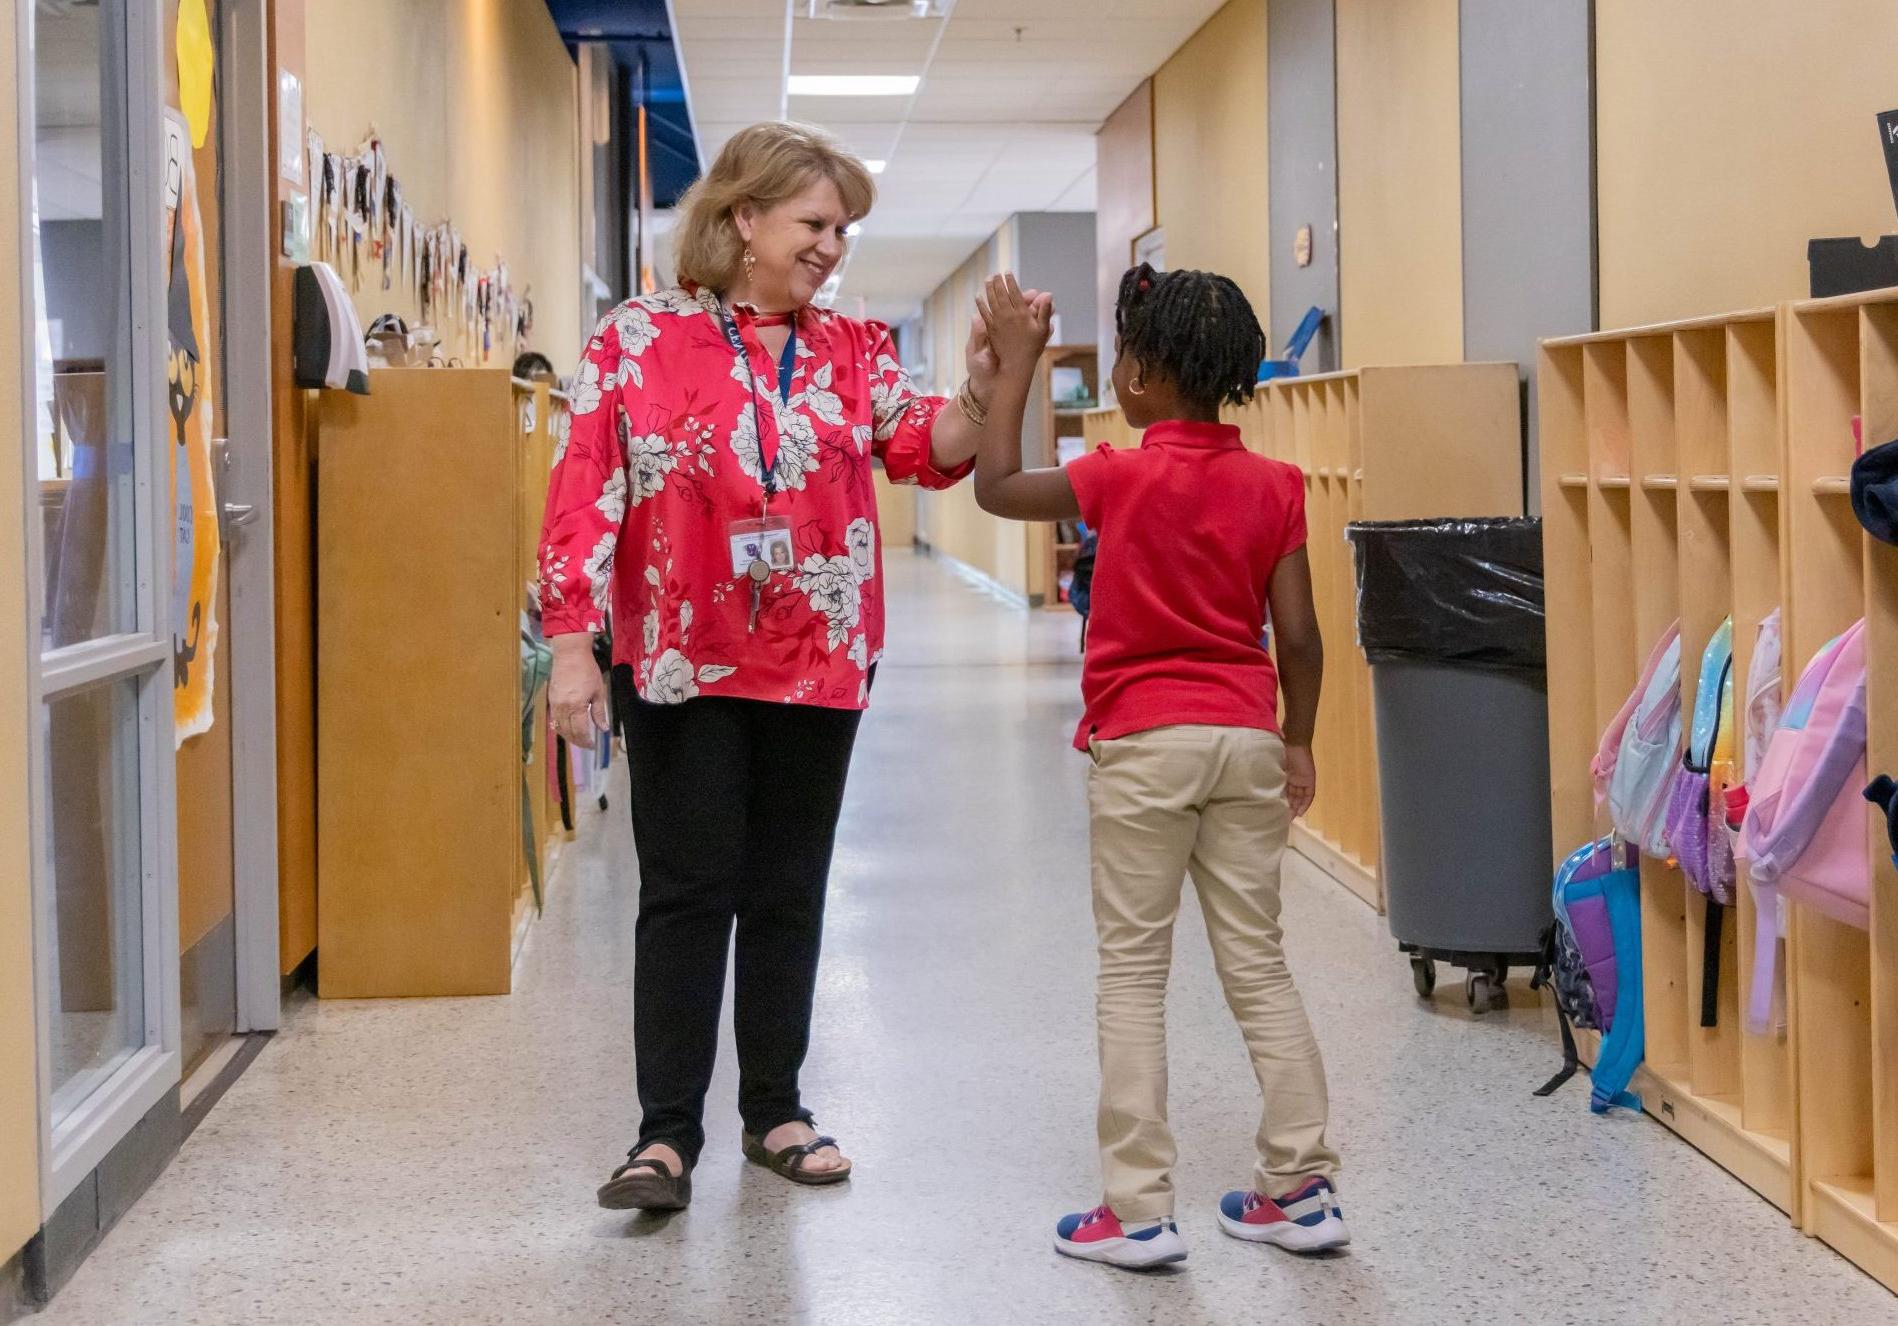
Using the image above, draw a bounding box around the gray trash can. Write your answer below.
[1346,519,1552,1015]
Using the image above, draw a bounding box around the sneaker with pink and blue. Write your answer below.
[1216,1176,1350,1252]
[1053,1205,1188,1269]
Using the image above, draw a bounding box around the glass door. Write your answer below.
[26,0,183,1207]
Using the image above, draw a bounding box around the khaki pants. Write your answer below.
[1086,724,1339,1220]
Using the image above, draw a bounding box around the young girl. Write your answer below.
[972,268,1346,1270]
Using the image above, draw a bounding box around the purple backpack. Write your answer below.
[1533,838,1645,1113]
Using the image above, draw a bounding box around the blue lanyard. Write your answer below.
[718,306,798,490]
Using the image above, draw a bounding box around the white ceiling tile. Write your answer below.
[674,0,1227,307]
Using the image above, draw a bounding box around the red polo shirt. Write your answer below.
[1066,419,1307,751]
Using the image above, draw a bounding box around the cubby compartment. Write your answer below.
[1539,310,1797,1218]
[1245,364,1521,915]
[1777,290,1898,1291]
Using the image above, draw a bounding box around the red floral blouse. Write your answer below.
[536,285,969,710]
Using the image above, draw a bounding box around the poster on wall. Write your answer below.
[163,110,220,746]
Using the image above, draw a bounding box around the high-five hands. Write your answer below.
[973,274,1055,376]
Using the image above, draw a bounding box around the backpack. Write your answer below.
[1596,622,1683,858]
[1867,776,1898,869]
[1728,610,1785,1030]
[1666,618,1737,903]
[1738,620,1869,1032]
[1664,620,1737,1027]
[1532,837,1645,1113]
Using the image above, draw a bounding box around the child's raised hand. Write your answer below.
[1285,745,1317,819]
[976,273,1054,372]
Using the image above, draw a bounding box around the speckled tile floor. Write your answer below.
[36,551,1894,1324]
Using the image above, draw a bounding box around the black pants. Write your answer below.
[619,679,863,1167]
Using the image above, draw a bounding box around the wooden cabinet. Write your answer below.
[1540,309,1796,1213]
[315,369,560,997]
[1537,289,1898,1292]
[1023,345,1098,609]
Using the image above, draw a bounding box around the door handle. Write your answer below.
[223,501,259,529]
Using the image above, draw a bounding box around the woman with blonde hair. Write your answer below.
[538,121,1045,1212]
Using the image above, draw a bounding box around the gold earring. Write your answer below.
[742,247,757,282]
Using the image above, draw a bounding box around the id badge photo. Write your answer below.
[729,516,794,580]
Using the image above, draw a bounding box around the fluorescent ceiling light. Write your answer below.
[787,75,920,97]
[864,160,887,175]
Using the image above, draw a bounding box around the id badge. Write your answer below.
[729,516,795,579]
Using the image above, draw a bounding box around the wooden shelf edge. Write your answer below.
[1288,823,1383,915]
[1812,476,1853,496]
[1808,1177,1898,1296]
[1540,306,1776,350]
[1636,1065,1796,1216]
[1556,472,1589,490]
[1597,475,1633,491]
[1641,474,1680,491]
[1740,475,1781,493]
[1688,474,1732,492]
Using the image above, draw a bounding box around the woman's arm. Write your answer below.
[1266,547,1323,817]
[538,320,627,749]
[970,275,1080,523]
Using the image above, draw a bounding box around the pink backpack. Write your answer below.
[1738,619,1869,1031]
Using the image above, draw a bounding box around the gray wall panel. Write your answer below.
[1267,0,1340,373]
[1016,211,1099,353]
[1459,0,1596,507]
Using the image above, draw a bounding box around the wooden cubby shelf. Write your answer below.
[1226,363,1523,915]
[1539,307,1796,1218]
[1780,286,1898,1294]
[1542,292,1898,1295]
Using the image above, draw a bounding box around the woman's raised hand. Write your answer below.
[975,274,1054,374]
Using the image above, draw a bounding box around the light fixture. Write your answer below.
[864,160,887,175]
[787,75,920,97]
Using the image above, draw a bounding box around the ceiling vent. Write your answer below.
[806,0,946,20]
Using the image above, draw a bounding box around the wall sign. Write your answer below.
[279,71,305,183]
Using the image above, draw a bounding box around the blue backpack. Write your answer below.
[1532,837,1645,1113]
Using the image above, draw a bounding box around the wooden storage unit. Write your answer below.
[1538,309,1799,1217]
[1234,364,1523,913]
[316,369,557,997]
[1779,287,1898,1291]
[1023,345,1099,609]
[1078,404,1140,451]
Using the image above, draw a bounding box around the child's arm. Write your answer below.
[1266,548,1323,818]
[971,275,1082,523]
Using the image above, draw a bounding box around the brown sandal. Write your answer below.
[596,1146,693,1211]
[742,1132,853,1186]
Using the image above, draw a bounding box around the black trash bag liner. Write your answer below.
[1345,518,1545,673]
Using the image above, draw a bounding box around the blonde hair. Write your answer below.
[673,121,876,293]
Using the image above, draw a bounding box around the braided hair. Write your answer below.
[1114,264,1265,413]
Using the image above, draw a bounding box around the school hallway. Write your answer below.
[31,551,1889,1325]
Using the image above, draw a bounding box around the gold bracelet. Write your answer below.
[956,379,990,427]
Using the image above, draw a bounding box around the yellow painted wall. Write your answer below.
[303,0,581,370]
[1,10,45,1257]
[1335,0,1463,367]
[1095,84,1154,372]
[1597,0,1898,327]
[913,230,1036,598]
[1151,0,1270,320]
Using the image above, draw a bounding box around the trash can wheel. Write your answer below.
[1465,968,1508,1016]
[1410,955,1436,998]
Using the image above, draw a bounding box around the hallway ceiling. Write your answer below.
[669,0,1227,322]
